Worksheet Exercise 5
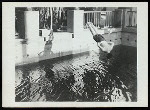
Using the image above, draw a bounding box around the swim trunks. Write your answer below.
[93,34,105,42]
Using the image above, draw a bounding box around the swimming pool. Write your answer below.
[15,45,137,102]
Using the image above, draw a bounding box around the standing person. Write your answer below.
[48,29,54,42]
[43,29,54,56]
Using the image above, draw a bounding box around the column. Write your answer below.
[67,10,84,34]
[24,11,40,58]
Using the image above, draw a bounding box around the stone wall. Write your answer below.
[121,31,137,47]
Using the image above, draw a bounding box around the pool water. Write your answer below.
[15,45,137,102]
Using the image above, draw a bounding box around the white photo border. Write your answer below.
[2,2,148,107]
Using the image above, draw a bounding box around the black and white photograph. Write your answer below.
[2,2,148,107]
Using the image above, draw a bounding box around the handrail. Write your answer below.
[84,11,113,13]
[127,11,137,13]
[83,11,115,29]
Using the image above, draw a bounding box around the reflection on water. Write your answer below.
[15,45,137,102]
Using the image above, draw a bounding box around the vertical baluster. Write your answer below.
[93,12,94,24]
[96,12,98,27]
[104,13,106,28]
[133,12,135,27]
[95,12,97,27]
[112,12,113,27]
[97,12,99,28]
[97,12,99,27]
[109,12,111,27]
[135,12,137,27]
[83,13,85,29]
[99,12,101,28]
[108,12,109,27]
[93,12,95,25]
[95,12,96,26]
[120,10,123,28]
[110,12,112,27]
[126,11,129,27]
[88,13,90,22]
[104,13,106,27]
[112,11,115,27]
[114,11,116,27]
[90,13,91,23]
[99,12,100,28]
[129,11,131,26]
[129,12,132,26]
[104,12,106,28]
[85,13,86,28]
[85,13,87,28]
[89,13,90,22]
[130,12,132,26]
[87,13,88,23]
[108,12,109,28]
[132,11,134,27]
[92,12,94,24]
[128,12,131,26]
[85,13,87,25]
[111,11,113,27]
[86,13,88,23]
[108,12,110,27]
[92,12,94,23]
[105,12,107,28]
[124,10,127,27]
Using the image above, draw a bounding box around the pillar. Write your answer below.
[24,11,40,58]
[67,10,84,34]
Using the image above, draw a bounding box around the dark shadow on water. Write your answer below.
[15,45,137,102]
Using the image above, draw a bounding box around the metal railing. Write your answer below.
[83,11,117,29]
[124,11,137,27]
[83,10,137,29]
